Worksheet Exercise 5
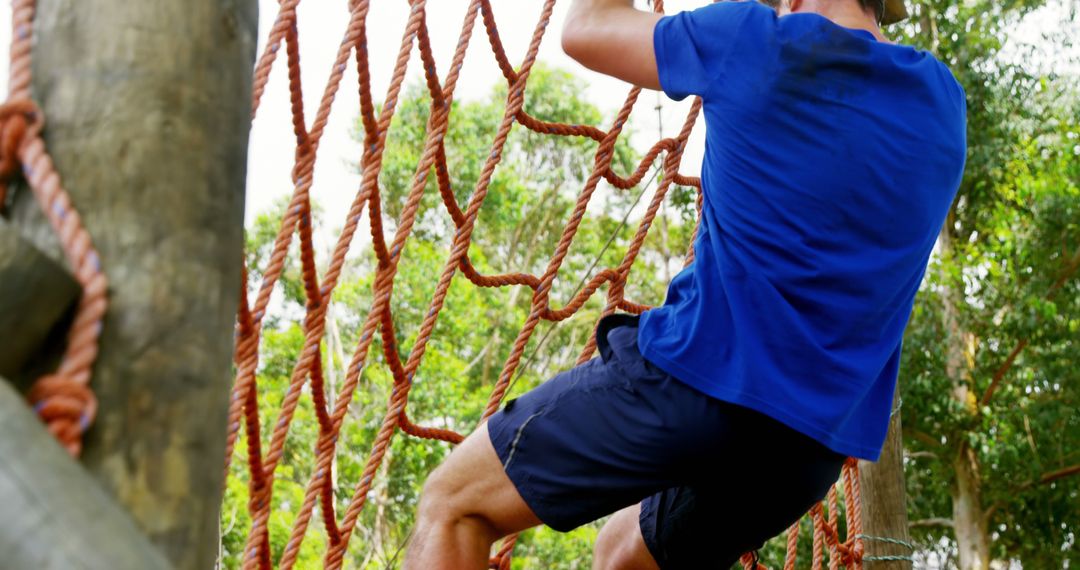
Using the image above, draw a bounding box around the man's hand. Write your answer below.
[562,0,663,90]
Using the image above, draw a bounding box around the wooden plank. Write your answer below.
[0,220,79,379]
[4,1,259,567]
[0,378,171,570]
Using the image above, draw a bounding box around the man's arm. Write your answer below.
[561,0,663,90]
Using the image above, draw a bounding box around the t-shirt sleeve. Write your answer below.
[653,1,775,101]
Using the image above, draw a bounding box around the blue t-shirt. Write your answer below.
[639,1,966,460]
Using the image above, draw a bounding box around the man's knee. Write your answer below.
[594,523,633,569]
[417,463,463,520]
[415,423,541,541]
[416,464,506,552]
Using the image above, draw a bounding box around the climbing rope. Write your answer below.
[224,0,865,568]
[3,0,107,457]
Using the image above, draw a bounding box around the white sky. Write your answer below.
[244,0,707,247]
[0,0,1073,245]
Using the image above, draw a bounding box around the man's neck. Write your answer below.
[794,0,886,41]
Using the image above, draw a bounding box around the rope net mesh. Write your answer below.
[224,0,865,568]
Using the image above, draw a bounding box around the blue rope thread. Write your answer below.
[856,534,916,564]
[855,534,915,549]
[863,554,916,563]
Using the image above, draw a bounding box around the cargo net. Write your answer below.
[224,0,865,568]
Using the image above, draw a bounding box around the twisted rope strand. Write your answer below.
[4,0,108,457]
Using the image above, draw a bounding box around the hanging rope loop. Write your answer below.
[0,100,38,180]
[0,98,42,208]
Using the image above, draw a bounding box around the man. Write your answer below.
[404,0,966,568]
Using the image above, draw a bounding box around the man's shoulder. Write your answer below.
[904,52,968,120]
[932,58,967,109]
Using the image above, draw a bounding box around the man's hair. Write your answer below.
[758,0,886,22]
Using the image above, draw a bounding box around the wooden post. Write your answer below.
[859,387,914,568]
[0,379,171,570]
[0,220,79,378]
[3,1,258,568]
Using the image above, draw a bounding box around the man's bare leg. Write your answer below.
[404,422,542,570]
[593,505,661,570]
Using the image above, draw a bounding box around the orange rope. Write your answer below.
[4,0,107,457]
[224,0,864,568]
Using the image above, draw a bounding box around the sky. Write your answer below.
[0,0,1074,245]
[244,0,707,244]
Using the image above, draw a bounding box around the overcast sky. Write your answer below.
[245,0,706,245]
[0,1,1074,246]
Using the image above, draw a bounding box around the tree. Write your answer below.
[894,1,1080,568]
[0,0,257,568]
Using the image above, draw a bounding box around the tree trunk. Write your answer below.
[938,223,991,570]
[6,1,258,568]
[858,386,913,568]
[953,443,990,570]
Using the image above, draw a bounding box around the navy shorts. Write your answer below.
[487,314,846,569]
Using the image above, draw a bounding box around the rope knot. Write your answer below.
[27,373,98,456]
[0,98,42,183]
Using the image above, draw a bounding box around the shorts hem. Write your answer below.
[638,498,666,567]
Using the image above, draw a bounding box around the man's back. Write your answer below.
[638,1,967,460]
[406,2,967,568]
